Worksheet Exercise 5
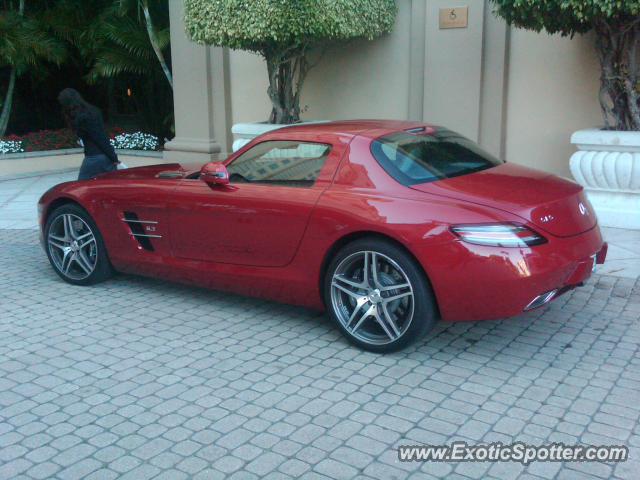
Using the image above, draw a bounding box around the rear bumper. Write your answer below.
[414,226,607,321]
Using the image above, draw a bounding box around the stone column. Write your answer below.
[478,5,509,159]
[409,0,509,158]
[163,0,232,164]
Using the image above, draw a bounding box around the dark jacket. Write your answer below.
[73,109,118,164]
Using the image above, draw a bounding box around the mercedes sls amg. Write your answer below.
[39,120,607,352]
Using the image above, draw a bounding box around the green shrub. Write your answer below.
[490,0,640,130]
[184,0,397,124]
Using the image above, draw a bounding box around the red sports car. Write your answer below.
[39,120,607,352]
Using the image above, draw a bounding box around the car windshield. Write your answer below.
[370,128,503,186]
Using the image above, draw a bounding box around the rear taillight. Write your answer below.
[451,223,547,248]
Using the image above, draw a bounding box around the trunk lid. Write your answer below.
[410,163,597,237]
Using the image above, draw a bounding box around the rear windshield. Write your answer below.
[370,128,503,186]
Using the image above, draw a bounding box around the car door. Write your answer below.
[169,135,346,267]
[95,174,181,264]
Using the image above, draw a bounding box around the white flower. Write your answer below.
[110,132,159,151]
[0,140,25,154]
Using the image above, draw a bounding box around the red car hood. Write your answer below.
[410,163,597,237]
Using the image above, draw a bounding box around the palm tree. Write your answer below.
[88,0,171,88]
[133,0,172,88]
[46,0,173,140]
[89,1,173,140]
[46,0,171,88]
[0,0,66,136]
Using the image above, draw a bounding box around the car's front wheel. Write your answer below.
[324,238,438,353]
[44,204,113,285]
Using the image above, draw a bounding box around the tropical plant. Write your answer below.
[47,0,171,88]
[0,0,67,136]
[129,0,173,88]
[184,0,397,124]
[86,0,172,88]
[46,0,173,140]
[490,0,640,131]
[88,0,173,140]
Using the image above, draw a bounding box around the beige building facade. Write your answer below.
[164,0,603,178]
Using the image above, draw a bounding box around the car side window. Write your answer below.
[227,141,332,187]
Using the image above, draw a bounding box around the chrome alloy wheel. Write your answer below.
[330,251,414,346]
[47,214,97,281]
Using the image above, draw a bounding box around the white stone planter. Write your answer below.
[570,129,640,230]
[231,121,328,152]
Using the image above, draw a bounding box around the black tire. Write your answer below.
[44,203,113,286]
[323,237,438,353]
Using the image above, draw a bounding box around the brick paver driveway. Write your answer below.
[1,229,638,480]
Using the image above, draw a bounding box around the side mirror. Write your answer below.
[200,162,229,186]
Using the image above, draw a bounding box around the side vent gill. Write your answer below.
[122,211,160,251]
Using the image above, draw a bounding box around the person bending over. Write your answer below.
[58,88,119,180]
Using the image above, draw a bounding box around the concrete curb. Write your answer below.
[0,148,163,160]
[0,168,77,182]
[0,150,167,178]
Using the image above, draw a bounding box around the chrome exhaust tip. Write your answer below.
[524,289,558,311]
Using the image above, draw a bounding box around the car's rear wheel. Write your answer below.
[324,238,438,353]
[45,204,113,285]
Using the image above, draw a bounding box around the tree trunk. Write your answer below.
[142,1,173,89]
[0,0,25,136]
[594,19,640,131]
[621,22,640,130]
[264,47,310,124]
[0,69,17,137]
